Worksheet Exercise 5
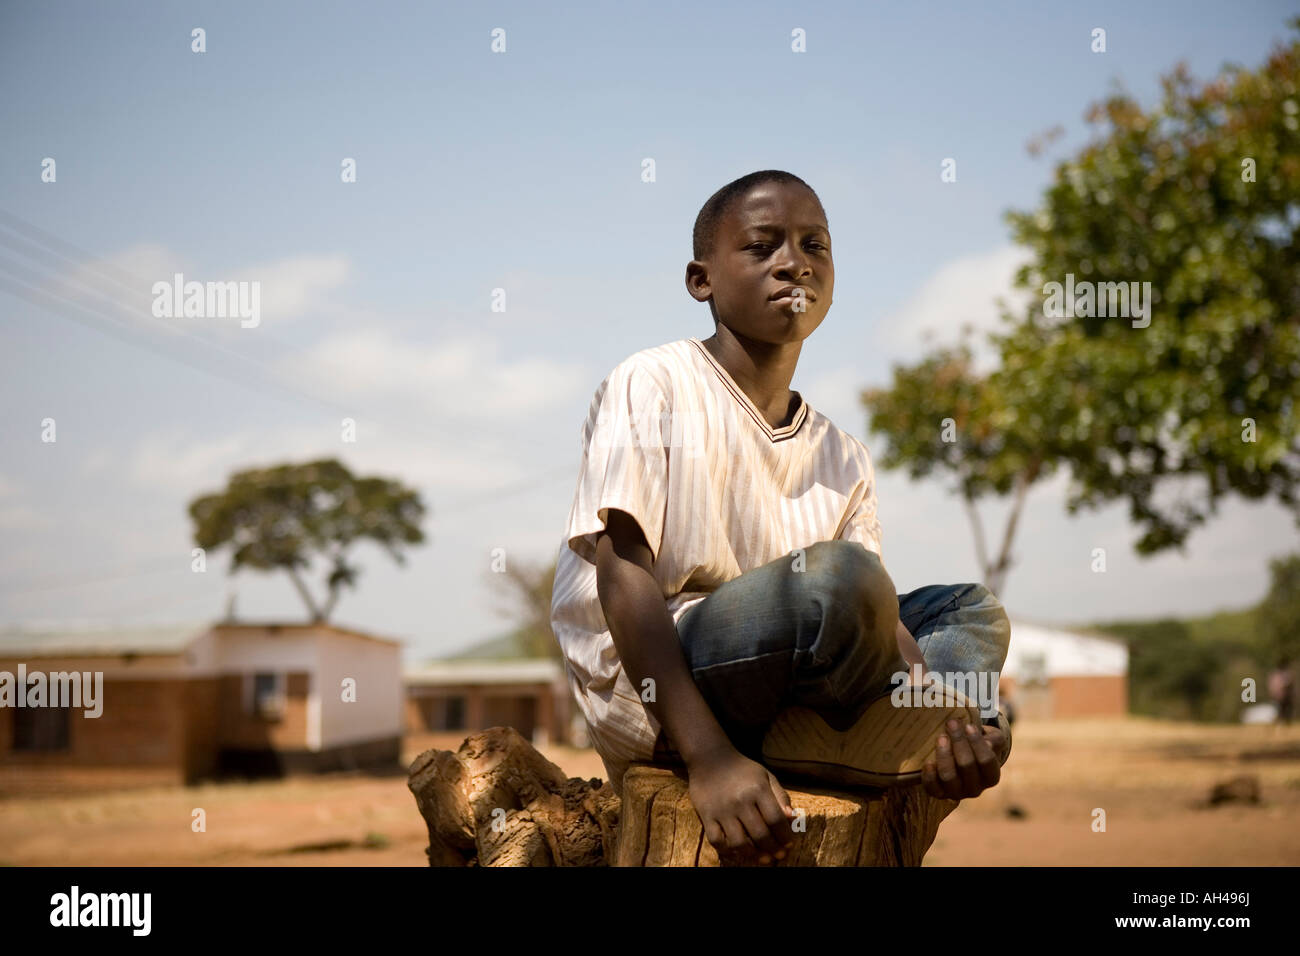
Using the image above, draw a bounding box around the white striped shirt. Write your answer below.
[549,337,884,793]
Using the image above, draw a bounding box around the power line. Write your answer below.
[0,212,586,528]
[0,207,563,461]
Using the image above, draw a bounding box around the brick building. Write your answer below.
[404,658,570,747]
[1000,619,1129,719]
[0,621,403,788]
[403,626,573,747]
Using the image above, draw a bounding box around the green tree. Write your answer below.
[1257,552,1300,661]
[861,339,1051,596]
[998,20,1300,553]
[863,21,1300,599]
[1104,617,1225,720]
[189,458,426,623]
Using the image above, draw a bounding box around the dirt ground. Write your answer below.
[2,717,1298,866]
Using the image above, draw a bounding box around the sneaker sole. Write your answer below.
[761,686,983,788]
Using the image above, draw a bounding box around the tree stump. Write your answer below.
[407,726,620,866]
[408,727,959,867]
[616,763,957,866]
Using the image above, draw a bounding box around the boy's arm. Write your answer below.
[595,509,794,862]
[595,509,731,766]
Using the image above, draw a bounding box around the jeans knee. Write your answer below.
[802,538,884,585]
[798,541,897,624]
[959,583,1011,652]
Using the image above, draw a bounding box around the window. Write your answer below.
[251,672,285,721]
[13,705,71,752]
[1020,652,1048,688]
[444,696,466,730]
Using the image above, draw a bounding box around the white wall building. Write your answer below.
[0,620,404,785]
[1000,618,1129,719]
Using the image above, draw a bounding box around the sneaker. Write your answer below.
[760,684,984,788]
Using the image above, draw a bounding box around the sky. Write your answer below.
[1,0,1297,661]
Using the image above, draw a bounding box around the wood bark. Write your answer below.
[408,727,958,867]
[408,727,619,866]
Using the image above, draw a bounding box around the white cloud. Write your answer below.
[801,365,871,438]
[0,506,43,531]
[0,474,42,530]
[126,429,260,496]
[41,242,184,317]
[803,246,1040,428]
[281,328,587,426]
[121,420,540,502]
[881,245,1036,369]
[38,243,350,329]
[233,254,350,324]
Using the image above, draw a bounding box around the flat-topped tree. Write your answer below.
[188,458,426,623]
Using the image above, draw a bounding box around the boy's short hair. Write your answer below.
[691,169,828,262]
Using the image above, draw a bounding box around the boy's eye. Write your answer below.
[747,241,827,252]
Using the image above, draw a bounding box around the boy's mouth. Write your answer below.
[770,285,816,302]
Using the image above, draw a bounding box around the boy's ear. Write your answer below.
[685,261,715,306]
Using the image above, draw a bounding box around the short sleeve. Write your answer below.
[562,361,670,566]
[837,446,883,561]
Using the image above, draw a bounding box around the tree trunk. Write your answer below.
[409,727,959,867]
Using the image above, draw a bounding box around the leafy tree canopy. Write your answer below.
[189,457,426,623]
[998,21,1300,552]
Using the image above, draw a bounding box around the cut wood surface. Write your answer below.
[409,727,959,867]
[616,763,958,866]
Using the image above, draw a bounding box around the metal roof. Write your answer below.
[1002,619,1129,678]
[0,622,211,658]
[404,658,563,686]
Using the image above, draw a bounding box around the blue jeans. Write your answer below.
[654,540,1012,762]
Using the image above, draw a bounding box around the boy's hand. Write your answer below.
[921,719,1007,801]
[686,745,796,864]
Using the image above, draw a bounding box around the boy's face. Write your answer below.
[687,181,833,345]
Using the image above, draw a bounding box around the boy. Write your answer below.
[550,170,1012,863]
